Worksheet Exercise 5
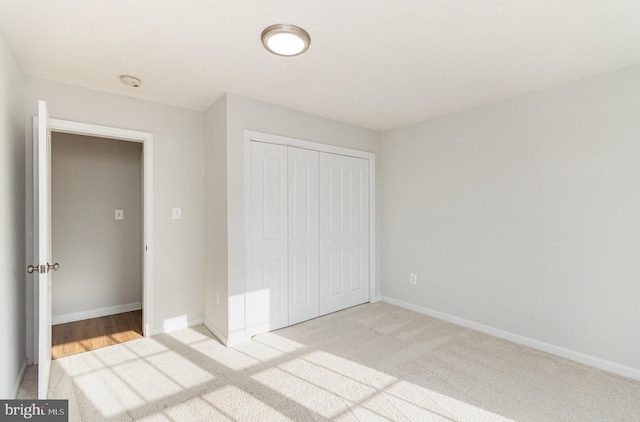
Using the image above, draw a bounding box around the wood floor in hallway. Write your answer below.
[52,310,143,359]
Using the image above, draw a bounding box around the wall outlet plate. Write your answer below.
[115,209,124,220]
[410,274,418,285]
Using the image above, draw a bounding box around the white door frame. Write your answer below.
[244,131,376,327]
[31,117,154,358]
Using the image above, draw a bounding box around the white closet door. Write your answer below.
[247,141,288,336]
[288,147,319,325]
[319,153,370,315]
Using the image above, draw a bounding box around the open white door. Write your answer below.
[33,100,56,398]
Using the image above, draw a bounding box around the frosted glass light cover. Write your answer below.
[267,33,305,56]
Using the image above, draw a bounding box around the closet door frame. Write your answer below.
[244,130,376,321]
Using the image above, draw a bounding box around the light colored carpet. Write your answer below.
[20,302,640,421]
[16,363,37,399]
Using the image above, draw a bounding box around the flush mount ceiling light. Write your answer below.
[120,75,141,87]
[261,24,311,57]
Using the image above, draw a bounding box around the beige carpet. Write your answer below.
[20,302,640,421]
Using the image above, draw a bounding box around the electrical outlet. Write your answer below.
[215,291,220,304]
[172,207,182,220]
[115,209,124,220]
[410,274,418,285]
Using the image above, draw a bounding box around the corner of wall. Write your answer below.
[11,358,28,399]
[203,318,228,346]
[203,93,230,341]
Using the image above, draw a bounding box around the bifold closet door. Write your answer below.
[319,153,370,315]
[247,141,288,336]
[288,147,320,325]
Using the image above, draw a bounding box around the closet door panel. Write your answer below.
[319,153,370,315]
[248,142,288,336]
[328,165,344,236]
[329,249,344,296]
[348,247,363,293]
[345,164,369,307]
[288,147,319,325]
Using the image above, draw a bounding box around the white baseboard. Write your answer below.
[381,296,640,381]
[12,358,28,399]
[203,319,228,346]
[52,302,142,325]
[150,318,204,336]
[370,295,382,303]
[201,320,251,348]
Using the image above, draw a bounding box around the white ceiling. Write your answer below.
[1,1,639,131]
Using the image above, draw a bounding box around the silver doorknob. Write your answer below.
[27,265,38,274]
[47,262,60,272]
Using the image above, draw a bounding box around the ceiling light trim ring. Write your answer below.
[261,24,311,57]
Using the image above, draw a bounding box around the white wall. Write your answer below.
[380,64,640,373]
[24,78,205,354]
[0,29,26,398]
[51,133,142,322]
[225,93,380,344]
[204,95,229,340]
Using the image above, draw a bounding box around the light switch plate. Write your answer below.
[115,209,124,220]
[172,207,182,220]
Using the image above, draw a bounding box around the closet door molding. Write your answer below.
[245,130,376,323]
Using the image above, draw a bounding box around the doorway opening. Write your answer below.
[50,132,144,358]
[29,117,154,364]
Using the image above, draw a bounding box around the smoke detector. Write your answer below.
[120,75,141,87]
